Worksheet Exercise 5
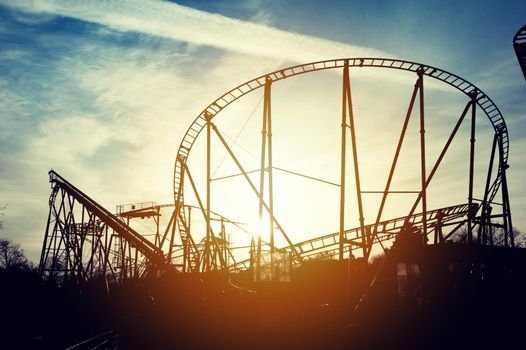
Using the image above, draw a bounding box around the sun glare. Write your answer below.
[171,58,504,269]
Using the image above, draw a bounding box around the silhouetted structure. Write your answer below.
[39,171,168,285]
[32,56,523,349]
[514,24,526,81]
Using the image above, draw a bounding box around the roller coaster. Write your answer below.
[514,24,526,81]
[39,55,515,286]
[28,23,526,350]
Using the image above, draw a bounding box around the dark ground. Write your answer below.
[1,243,526,349]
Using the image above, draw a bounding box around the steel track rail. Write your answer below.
[228,203,472,272]
[173,58,508,228]
[48,170,167,268]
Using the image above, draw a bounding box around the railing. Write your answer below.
[229,203,472,272]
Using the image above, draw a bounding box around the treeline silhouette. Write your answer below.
[2,232,526,349]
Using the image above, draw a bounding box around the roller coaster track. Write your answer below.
[229,203,473,272]
[117,203,261,270]
[45,171,167,269]
[514,24,526,81]
[173,58,509,255]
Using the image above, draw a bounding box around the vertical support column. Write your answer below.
[266,78,276,279]
[119,238,126,280]
[497,128,513,247]
[133,248,139,278]
[257,81,268,281]
[267,77,275,254]
[187,206,193,270]
[205,112,212,271]
[180,209,187,271]
[155,207,161,248]
[64,193,71,280]
[168,207,176,261]
[502,172,513,247]
[480,134,497,245]
[39,197,54,276]
[249,238,255,271]
[221,218,227,266]
[339,61,348,261]
[467,91,477,244]
[346,66,366,258]
[103,226,110,283]
[417,68,428,244]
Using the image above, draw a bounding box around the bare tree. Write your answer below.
[449,223,525,247]
[492,226,526,247]
[0,203,5,230]
[449,224,469,243]
[0,205,30,269]
[513,229,526,247]
[0,238,29,270]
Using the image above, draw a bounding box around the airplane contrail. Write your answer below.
[3,0,390,62]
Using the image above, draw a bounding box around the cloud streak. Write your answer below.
[4,0,390,62]
[1,1,522,262]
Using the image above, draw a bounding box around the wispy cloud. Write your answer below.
[0,21,295,260]
[3,0,389,62]
[1,0,523,262]
[3,0,463,93]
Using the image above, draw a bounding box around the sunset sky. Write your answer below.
[0,0,525,261]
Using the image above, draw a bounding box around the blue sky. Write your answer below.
[0,0,525,261]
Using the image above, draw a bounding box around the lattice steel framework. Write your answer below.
[39,58,514,281]
[172,58,513,273]
[116,203,244,273]
[39,171,168,285]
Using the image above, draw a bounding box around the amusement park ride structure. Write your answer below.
[514,24,526,81]
[39,57,515,285]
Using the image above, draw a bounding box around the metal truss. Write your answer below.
[173,58,513,273]
[174,58,509,205]
[39,57,515,282]
[39,168,248,281]
[229,203,473,272]
[39,171,168,285]
[116,203,244,273]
